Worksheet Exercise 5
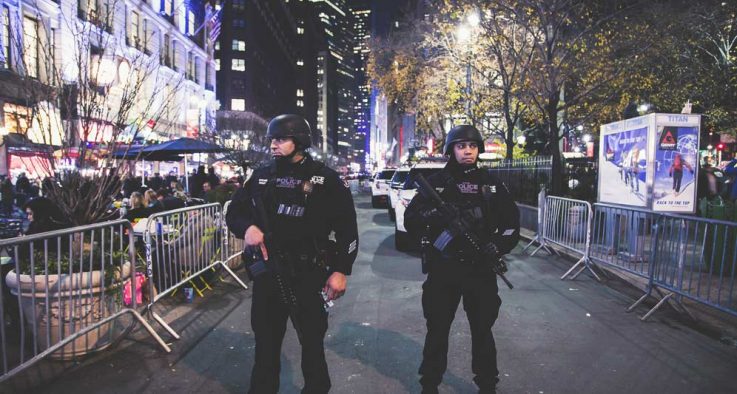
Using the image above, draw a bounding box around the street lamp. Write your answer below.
[456,12,480,122]
[582,134,592,143]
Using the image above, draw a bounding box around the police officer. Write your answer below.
[226,114,359,394]
[404,125,520,394]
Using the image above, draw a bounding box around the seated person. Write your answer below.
[201,181,218,203]
[156,188,185,210]
[23,197,68,235]
[18,197,70,262]
[124,192,149,222]
[144,189,165,213]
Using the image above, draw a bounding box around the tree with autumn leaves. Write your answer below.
[368,0,737,195]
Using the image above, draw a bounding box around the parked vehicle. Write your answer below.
[394,161,446,251]
[371,168,396,208]
[387,167,410,222]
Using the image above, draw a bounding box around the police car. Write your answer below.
[371,168,396,208]
[394,160,447,251]
[387,166,410,222]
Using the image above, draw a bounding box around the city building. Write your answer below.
[214,0,324,160]
[215,0,298,117]
[310,0,357,169]
[350,0,371,170]
[0,0,217,179]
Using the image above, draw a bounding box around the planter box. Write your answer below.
[4,263,133,360]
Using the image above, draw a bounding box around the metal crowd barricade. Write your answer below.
[629,213,737,320]
[517,203,539,234]
[142,203,248,340]
[0,220,169,383]
[522,186,557,256]
[222,201,245,268]
[534,195,600,281]
[589,203,658,281]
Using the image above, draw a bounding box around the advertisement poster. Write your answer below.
[600,127,648,207]
[652,126,699,212]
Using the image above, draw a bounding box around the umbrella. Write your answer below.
[139,138,229,191]
[112,145,182,161]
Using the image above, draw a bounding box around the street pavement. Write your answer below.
[4,193,737,393]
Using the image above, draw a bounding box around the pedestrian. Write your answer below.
[226,114,358,394]
[148,172,164,192]
[0,178,16,216]
[207,166,219,190]
[669,153,694,194]
[404,125,520,394]
[723,157,737,202]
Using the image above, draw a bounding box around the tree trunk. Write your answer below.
[546,97,564,196]
[503,91,515,160]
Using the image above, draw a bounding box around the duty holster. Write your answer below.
[420,235,430,274]
[242,248,269,280]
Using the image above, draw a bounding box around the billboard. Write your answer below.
[600,127,648,207]
[598,114,701,213]
[651,126,699,212]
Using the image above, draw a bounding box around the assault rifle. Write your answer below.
[251,196,305,344]
[414,173,514,289]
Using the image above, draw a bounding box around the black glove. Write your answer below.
[420,207,446,226]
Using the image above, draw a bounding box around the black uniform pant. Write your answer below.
[419,264,501,391]
[249,269,330,394]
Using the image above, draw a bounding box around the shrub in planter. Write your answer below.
[4,235,140,359]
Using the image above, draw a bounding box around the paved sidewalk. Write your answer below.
[3,195,737,393]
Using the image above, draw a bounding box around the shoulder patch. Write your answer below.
[310,175,325,185]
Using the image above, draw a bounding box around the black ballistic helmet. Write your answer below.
[444,124,485,155]
[266,114,312,149]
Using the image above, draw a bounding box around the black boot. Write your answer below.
[421,385,439,394]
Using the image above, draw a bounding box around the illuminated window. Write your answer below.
[130,11,139,48]
[187,10,195,35]
[296,100,304,107]
[23,16,38,78]
[164,0,173,15]
[232,58,245,71]
[215,58,220,71]
[296,58,304,66]
[297,27,304,35]
[231,99,245,111]
[171,40,178,69]
[1,7,9,69]
[215,40,220,50]
[296,89,304,97]
[162,34,170,65]
[232,40,245,51]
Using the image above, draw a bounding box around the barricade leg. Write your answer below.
[217,261,249,290]
[562,256,602,282]
[641,292,674,321]
[149,308,181,340]
[129,309,172,353]
[522,236,540,253]
[627,287,653,313]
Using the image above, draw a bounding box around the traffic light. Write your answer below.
[717,143,725,151]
